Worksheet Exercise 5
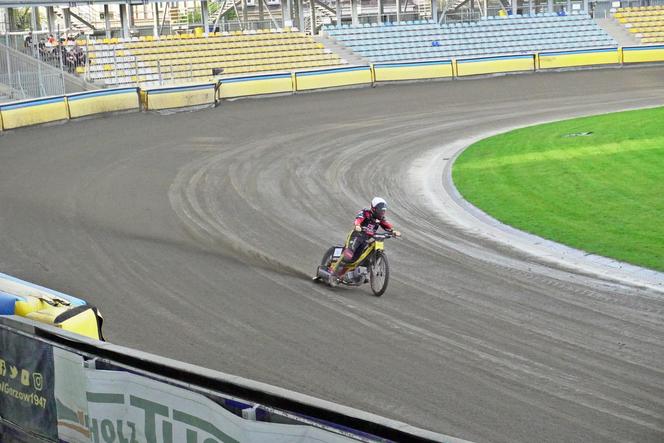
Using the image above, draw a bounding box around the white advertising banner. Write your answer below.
[53,349,359,443]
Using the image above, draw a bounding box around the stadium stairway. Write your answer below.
[595,17,640,46]
[313,35,368,66]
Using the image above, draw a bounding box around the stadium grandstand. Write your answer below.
[614,5,664,44]
[85,30,343,87]
[0,0,662,94]
[323,13,617,61]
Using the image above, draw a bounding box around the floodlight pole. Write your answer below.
[351,0,358,25]
[201,0,210,35]
[104,4,111,38]
[336,0,341,26]
[120,3,130,38]
[153,3,160,37]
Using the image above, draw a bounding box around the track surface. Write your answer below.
[1,67,664,443]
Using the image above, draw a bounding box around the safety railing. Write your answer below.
[0,40,67,100]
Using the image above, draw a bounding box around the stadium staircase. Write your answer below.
[304,2,337,35]
[323,13,617,62]
[595,17,640,46]
[83,30,345,87]
[613,5,664,44]
[313,34,365,64]
[211,0,244,29]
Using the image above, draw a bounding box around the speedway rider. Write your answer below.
[331,197,401,278]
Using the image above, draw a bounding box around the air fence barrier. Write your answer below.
[455,54,536,77]
[537,47,621,70]
[217,72,295,99]
[140,83,217,111]
[0,272,103,341]
[0,315,464,443]
[0,95,69,130]
[622,44,664,64]
[67,88,140,119]
[0,47,662,130]
[372,60,454,82]
[294,66,374,91]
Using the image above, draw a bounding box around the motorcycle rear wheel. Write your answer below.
[321,247,336,267]
[369,251,389,297]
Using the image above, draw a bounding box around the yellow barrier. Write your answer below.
[143,83,217,110]
[0,96,69,130]
[67,87,140,118]
[456,54,535,77]
[25,304,103,340]
[13,294,49,317]
[295,66,373,91]
[622,44,664,63]
[373,60,454,82]
[538,48,620,69]
[219,72,294,99]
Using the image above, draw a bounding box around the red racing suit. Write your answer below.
[353,209,393,234]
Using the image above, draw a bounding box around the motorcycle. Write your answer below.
[314,227,398,297]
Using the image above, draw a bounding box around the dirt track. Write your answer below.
[1,66,663,442]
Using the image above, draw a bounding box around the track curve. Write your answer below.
[1,67,664,443]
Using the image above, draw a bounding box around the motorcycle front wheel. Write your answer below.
[369,251,389,297]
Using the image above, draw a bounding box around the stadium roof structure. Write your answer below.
[0,1,148,6]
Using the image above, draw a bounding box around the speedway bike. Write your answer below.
[314,227,397,297]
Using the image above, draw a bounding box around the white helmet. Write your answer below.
[371,197,388,220]
[371,197,386,208]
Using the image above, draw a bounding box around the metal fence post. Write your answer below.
[157,59,162,85]
[113,47,118,86]
[4,30,14,96]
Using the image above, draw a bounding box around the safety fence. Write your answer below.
[0,44,663,129]
[0,315,461,443]
[0,41,67,101]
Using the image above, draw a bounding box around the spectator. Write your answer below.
[24,31,33,48]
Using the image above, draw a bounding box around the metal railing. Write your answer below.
[0,38,66,101]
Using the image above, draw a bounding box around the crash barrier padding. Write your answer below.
[622,45,664,64]
[0,95,69,130]
[538,48,621,69]
[0,272,102,340]
[0,291,23,315]
[373,60,454,82]
[1,52,664,130]
[455,54,536,77]
[142,82,216,110]
[294,65,373,91]
[218,72,294,99]
[25,304,103,340]
[0,272,86,307]
[66,87,140,119]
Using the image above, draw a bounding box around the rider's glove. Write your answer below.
[393,230,401,237]
[354,225,362,232]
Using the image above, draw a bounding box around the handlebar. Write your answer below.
[359,226,401,239]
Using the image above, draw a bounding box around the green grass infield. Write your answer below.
[452,107,664,272]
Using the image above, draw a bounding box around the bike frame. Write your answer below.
[336,232,385,271]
